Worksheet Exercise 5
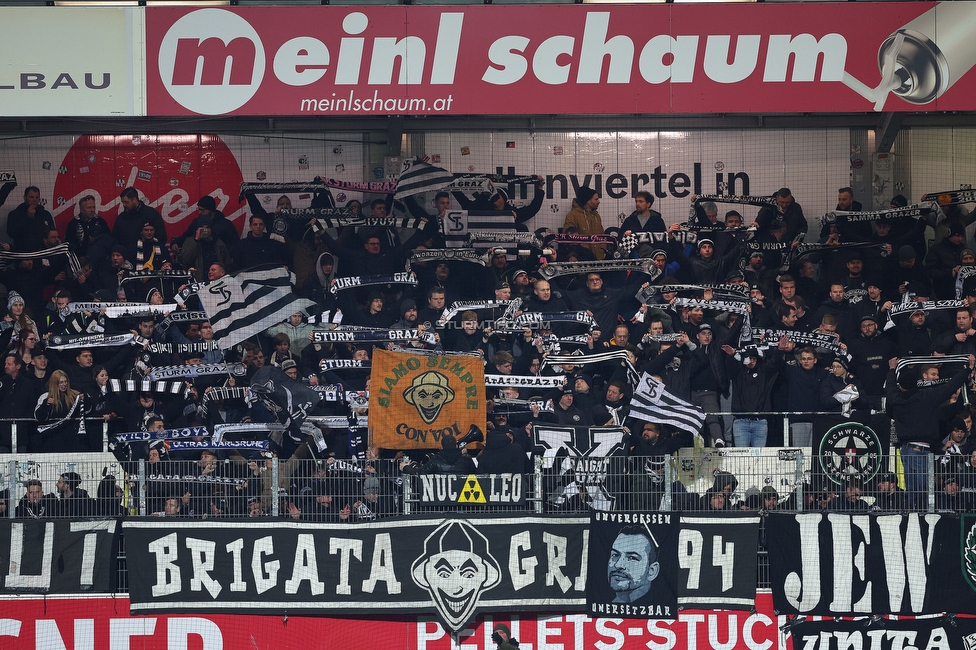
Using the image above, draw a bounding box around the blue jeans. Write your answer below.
[900,443,929,508]
[733,419,768,448]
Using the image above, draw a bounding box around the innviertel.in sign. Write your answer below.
[146,3,976,116]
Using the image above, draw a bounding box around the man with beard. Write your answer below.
[565,272,646,343]
[114,187,167,250]
[56,471,96,517]
[64,195,110,257]
[607,526,660,605]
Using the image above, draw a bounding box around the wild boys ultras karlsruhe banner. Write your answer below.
[369,349,486,450]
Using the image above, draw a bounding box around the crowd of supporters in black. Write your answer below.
[2,176,976,518]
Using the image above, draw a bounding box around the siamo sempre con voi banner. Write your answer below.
[369,349,485,450]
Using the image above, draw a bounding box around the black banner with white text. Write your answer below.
[0,519,119,593]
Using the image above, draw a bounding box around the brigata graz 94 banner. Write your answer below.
[124,516,588,634]
[0,520,119,593]
[145,3,976,116]
[124,514,762,634]
[768,513,976,616]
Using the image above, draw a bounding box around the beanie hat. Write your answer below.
[363,477,381,495]
[197,195,217,212]
[400,299,417,318]
[949,222,966,237]
[7,291,24,310]
[898,245,916,262]
[493,624,512,637]
[60,472,82,490]
[898,366,920,391]
[576,186,598,205]
[890,195,908,208]
[281,359,298,371]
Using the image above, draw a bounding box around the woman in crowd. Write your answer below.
[33,369,86,452]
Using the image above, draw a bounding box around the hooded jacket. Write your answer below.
[563,199,606,259]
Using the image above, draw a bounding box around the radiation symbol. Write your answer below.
[458,475,486,504]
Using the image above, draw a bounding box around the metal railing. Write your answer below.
[0,417,115,453]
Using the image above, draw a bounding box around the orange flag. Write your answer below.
[369,349,485,450]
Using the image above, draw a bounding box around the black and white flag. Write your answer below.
[198,266,315,349]
[394,158,454,199]
[630,373,705,437]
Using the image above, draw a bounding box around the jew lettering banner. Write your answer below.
[767,512,976,616]
[369,349,486,450]
[790,618,976,650]
[0,519,119,593]
[123,516,587,635]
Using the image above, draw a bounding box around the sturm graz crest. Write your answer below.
[962,515,976,594]
[818,422,881,485]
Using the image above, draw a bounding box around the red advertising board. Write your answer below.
[0,593,790,650]
[145,3,976,117]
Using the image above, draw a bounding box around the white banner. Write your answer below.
[0,8,144,117]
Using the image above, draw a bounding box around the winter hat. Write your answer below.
[366,290,384,304]
[898,245,916,262]
[146,287,161,303]
[949,222,967,237]
[493,624,512,637]
[697,238,715,250]
[400,299,417,318]
[650,249,668,261]
[197,195,217,212]
[576,186,598,205]
[890,195,908,208]
[60,472,82,490]
[363,477,381,495]
[7,291,24,310]
[281,359,298,371]
[962,248,976,262]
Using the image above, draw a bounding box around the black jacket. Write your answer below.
[476,432,529,474]
[887,366,971,448]
[404,447,477,475]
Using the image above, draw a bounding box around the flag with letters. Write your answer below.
[630,373,705,437]
[198,266,314,349]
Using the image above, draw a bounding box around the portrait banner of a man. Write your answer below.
[587,512,678,619]
[369,349,485,450]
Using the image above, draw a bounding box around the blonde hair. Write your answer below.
[46,370,81,413]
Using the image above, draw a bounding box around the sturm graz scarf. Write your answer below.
[754,329,850,359]
[0,244,83,277]
[305,211,428,231]
[311,328,436,344]
[542,233,618,249]
[438,300,513,323]
[466,231,542,248]
[409,248,487,266]
[511,311,597,330]
[47,333,134,349]
[539,258,659,280]
[485,375,565,388]
[120,269,192,283]
[820,202,936,226]
[694,194,776,208]
[145,363,246,382]
[672,297,752,342]
[330,271,417,295]
[636,283,748,303]
[104,303,178,319]
[784,241,887,269]
[319,359,371,371]
[617,231,696,257]
[146,341,221,355]
[888,299,963,319]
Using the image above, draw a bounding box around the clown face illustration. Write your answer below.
[403,371,455,424]
[411,520,501,632]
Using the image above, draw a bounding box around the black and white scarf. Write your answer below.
[539,258,659,280]
[330,271,417,295]
[134,238,164,271]
[409,248,487,266]
[145,363,245,382]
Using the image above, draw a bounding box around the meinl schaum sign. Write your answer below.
[146,3,976,116]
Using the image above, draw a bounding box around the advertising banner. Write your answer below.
[0,8,144,117]
[0,593,793,650]
[369,349,486,450]
[0,519,119,594]
[145,3,976,116]
[768,512,976,616]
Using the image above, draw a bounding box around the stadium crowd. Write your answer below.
[2,177,976,517]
